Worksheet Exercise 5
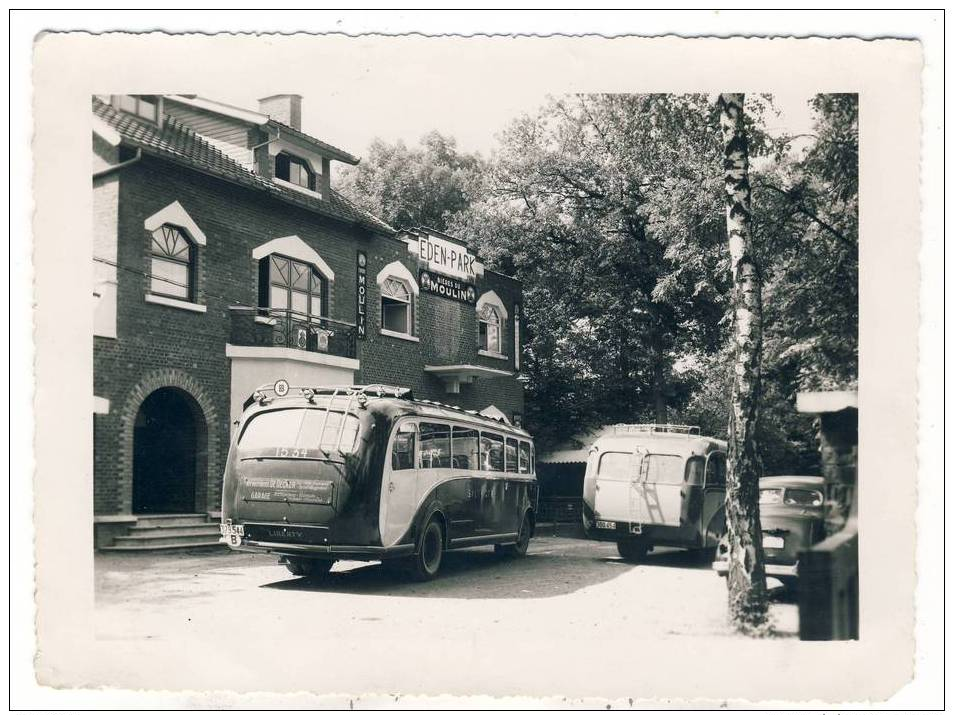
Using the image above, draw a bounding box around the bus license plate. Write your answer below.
[763,535,784,549]
[220,520,244,545]
[630,523,643,535]
[595,520,615,530]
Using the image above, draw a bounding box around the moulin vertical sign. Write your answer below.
[356,251,367,339]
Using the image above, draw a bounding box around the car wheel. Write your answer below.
[495,512,532,557]
[410,518,444,581]
[283,557,334,578]
[617,538,648,562]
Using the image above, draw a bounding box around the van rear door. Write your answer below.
[593,450,639,523]
[635,453,684,527]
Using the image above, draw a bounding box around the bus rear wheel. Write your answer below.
[617,538,648,562]
[283,557,334,578]
[410,518,444,581]
[495,512,531,557]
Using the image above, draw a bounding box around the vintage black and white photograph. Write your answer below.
[19,17,936,709]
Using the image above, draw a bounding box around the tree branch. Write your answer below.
[758,182,850,245]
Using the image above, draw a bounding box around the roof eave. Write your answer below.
[122,139,390,236]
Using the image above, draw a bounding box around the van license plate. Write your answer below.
[630,523,643,535]
[763,535,784,549]
[595,520,615,530]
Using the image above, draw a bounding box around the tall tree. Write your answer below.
[718,93,769,632]
[337,131,485,231]
[452,95,747,446]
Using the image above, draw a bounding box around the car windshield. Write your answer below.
[759,488,784,505]
[239,408,360,454]
[783,488,824,507]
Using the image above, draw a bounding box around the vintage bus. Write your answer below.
[581,424,727,561]
[220,382,538,580]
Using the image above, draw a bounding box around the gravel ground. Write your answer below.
[90,536,806,701]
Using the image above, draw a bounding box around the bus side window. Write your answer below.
[480,432,504,472]
[452,426,479,469]
[505,438,519,473]
[685,456,705,486]
[419,422,451,469]
[705,452,727,487]
[391,423,416,471]
[518,441,531,474]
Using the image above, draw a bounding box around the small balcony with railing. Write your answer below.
[228,307,357,361]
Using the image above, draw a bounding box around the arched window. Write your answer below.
[150,225,195,301]
[265,254,325,320]
[478,304,502,354]
[381,277,413,335]
[275,152,316,191]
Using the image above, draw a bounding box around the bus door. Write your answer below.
[382,421,419,547]
[635,453,684,527]
[700,451,727,545]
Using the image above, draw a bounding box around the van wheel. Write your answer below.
[617,538,648,562]
[410,518,444,581]
[495,512,532,557]
[283,557,334,578]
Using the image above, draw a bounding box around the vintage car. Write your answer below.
[712,475,826,586]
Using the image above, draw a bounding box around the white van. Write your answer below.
[581,424,727,561]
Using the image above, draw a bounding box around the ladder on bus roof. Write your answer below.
[614,423,701,436]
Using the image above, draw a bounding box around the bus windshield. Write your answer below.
[239,408,361,454]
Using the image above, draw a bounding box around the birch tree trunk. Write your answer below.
[718,93,769,632]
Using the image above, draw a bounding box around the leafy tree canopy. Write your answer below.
[338,94,858,472]
[336,131,486,232]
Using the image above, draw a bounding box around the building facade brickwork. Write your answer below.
[92,94,526,529]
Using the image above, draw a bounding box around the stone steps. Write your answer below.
[100,513,227,552]
[127,523,222,538]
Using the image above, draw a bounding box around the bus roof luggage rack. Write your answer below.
[306,384,413,399]
[613,423,701,436]
[244,383,413,410]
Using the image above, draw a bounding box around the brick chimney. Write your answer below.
[258,94,302,129]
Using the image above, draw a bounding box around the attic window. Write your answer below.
[117,95,158,123]
[275,153,316,192]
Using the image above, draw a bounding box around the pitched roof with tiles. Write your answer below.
[92,97,394,236]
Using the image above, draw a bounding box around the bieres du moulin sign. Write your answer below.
[420,270,477,305]
[411,232,481,304]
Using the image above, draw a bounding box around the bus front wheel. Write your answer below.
[617,538,648,562]
[410,518,444,581]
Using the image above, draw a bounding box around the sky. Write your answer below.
[180,36,820,162]
[214,87,818,161]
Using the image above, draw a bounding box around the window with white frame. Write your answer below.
[381,277,413,335]
[275,153,317,192]
[150,225,195,300]
[264,254,325,320]
[478,304,502,353]
[117,95,158,122]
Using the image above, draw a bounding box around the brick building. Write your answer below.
[92,94,525,548]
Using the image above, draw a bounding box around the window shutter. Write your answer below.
[257,258,269,311]
[275,153,290,181]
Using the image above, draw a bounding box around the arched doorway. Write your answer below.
[132,387,207,514]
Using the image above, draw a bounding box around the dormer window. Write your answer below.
[275,153,316,192]
[117,95,158,123]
